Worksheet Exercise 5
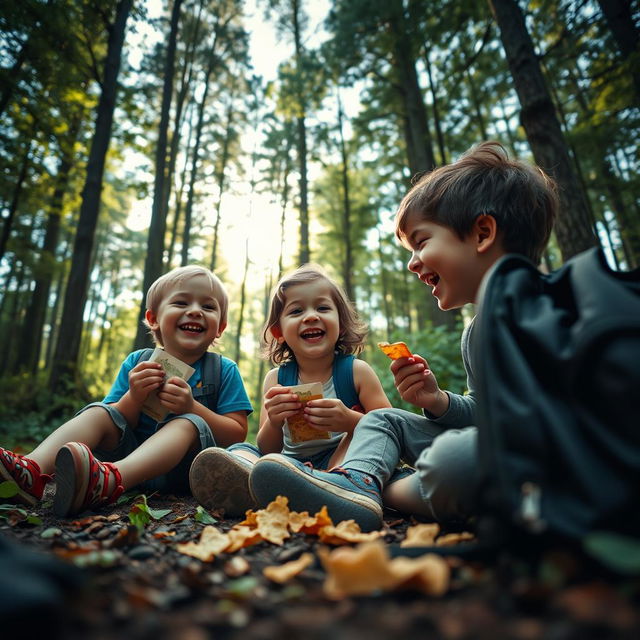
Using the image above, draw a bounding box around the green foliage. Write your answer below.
[195,505,218,525]
[128,494,172,533]
[0,372,89,449]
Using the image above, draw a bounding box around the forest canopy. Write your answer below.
[0,0,638,440]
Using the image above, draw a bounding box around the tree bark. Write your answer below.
[134,0,183,349]
[50,0,132,392]
[489,0,597,261]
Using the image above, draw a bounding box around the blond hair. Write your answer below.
[143,265,228,346]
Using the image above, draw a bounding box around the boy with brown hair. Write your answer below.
[1,266,252,517]
[248,141,559,531]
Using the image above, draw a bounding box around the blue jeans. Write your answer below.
[344,408,479,523]
[76,402,216,494]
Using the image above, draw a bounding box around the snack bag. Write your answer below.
[287,382,330,443]
[377,341,413,360]
[141,348,195,421]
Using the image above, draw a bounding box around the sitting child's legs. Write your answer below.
[342,407,448,487]
[414,426,479,523]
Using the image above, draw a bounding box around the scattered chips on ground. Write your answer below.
[377,341,413,360]
[318,519,385,545]
[263,553,315,583]
[400,523,441,547]
[255,495,291,545]
[176,525,230,561]
[319,540,450,599]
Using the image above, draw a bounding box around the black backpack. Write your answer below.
[473,248,640,545]
[136,349,222,411]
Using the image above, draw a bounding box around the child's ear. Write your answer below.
[474,214,498,254]
[216,321,227,338]
[145,309,159,329]
[270,325,283,340]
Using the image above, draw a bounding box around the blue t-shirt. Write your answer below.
[104,349,253,439]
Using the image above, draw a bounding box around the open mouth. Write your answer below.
[179,323,204,333]
[300,329,325,341]
[422,272,440,287]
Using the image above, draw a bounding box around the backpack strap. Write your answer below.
[136,349,222,412]
[277,354,362,411]
[191,352,222,411]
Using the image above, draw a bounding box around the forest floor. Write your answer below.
[1,486,639,640]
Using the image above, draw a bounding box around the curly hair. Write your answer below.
[261,264,367,365]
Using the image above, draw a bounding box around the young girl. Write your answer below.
[189,264,391,516]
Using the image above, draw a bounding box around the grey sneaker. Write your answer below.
[189,447,256,518]
[249,454,383,532]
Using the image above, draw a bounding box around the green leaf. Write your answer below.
[26,514,42,526]
[0,481,19,498]
[41,527,63,538]
[147,507,172,520]
[584,531,640,574]
[195,505,218,524]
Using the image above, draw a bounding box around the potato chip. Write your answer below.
[263,552,314,583]
[225,525,262,552]
[176,525,230,562]
[287,382,330,442]
[296,505,334,535]
[318,519,385,545]
[400,523,440,548]
[435,531,475,546]
[377,341,413,360]
[255,495,291,545]
[319,540,450,599]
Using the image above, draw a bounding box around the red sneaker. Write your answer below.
[53,442,124,517]
[0,447,52,505]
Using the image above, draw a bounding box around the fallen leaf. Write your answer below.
[318,519,385,545]
[319,540,450,599]
[176,525,230,562]
[255,495,290,545]
[401,523,440,547]
[225,526,263,552]
[263,553,314,583]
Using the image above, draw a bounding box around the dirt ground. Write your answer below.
[1,489,639,640]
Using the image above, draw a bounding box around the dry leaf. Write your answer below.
[255,495,291,545]
[319,540,450,599]
[176,525,230,562]
[225,526,262,552]
[298,505,333,535]
[318,519,385,545]
[263,553,314,583]
[435,531,475,546]
[401,523,440,547]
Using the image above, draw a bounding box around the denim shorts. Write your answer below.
[77,402,216,494]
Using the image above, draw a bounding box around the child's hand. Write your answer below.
[264,385,302,429]
[128,361,165,404]
[157,377,194,415]
[303,398,353,432]
[391,354,449,417]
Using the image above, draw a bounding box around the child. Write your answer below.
[189,263,392,516]
[0,266,252,517]
[247,141,559,532]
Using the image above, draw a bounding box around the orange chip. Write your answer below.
[400,523,440,548]
[378,341,413,360]
[255,495,291,545]
[435,531,475,546]
[297,505,334,535]
[318,519,385,545]
[263,552,314,583]
[225,525,262,552]
[176,525,230,562]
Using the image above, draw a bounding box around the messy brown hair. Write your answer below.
[395,141,558,264]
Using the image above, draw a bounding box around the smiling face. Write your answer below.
[402,211,500,311]
[145,274,226,363]
[276,279,341,361]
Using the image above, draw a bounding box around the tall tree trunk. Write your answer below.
[388,4,435,175]
[424,45,447,165]
[16,123,80,374]
[134,0,183,349]
[336,90,353,299]
[234,239,250,365]
[50,0,132,392]
[210,99,234,271]
[596,0,640,102]
[0,143,31,262]
[489,0,597,261]
[292,0,310,265]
